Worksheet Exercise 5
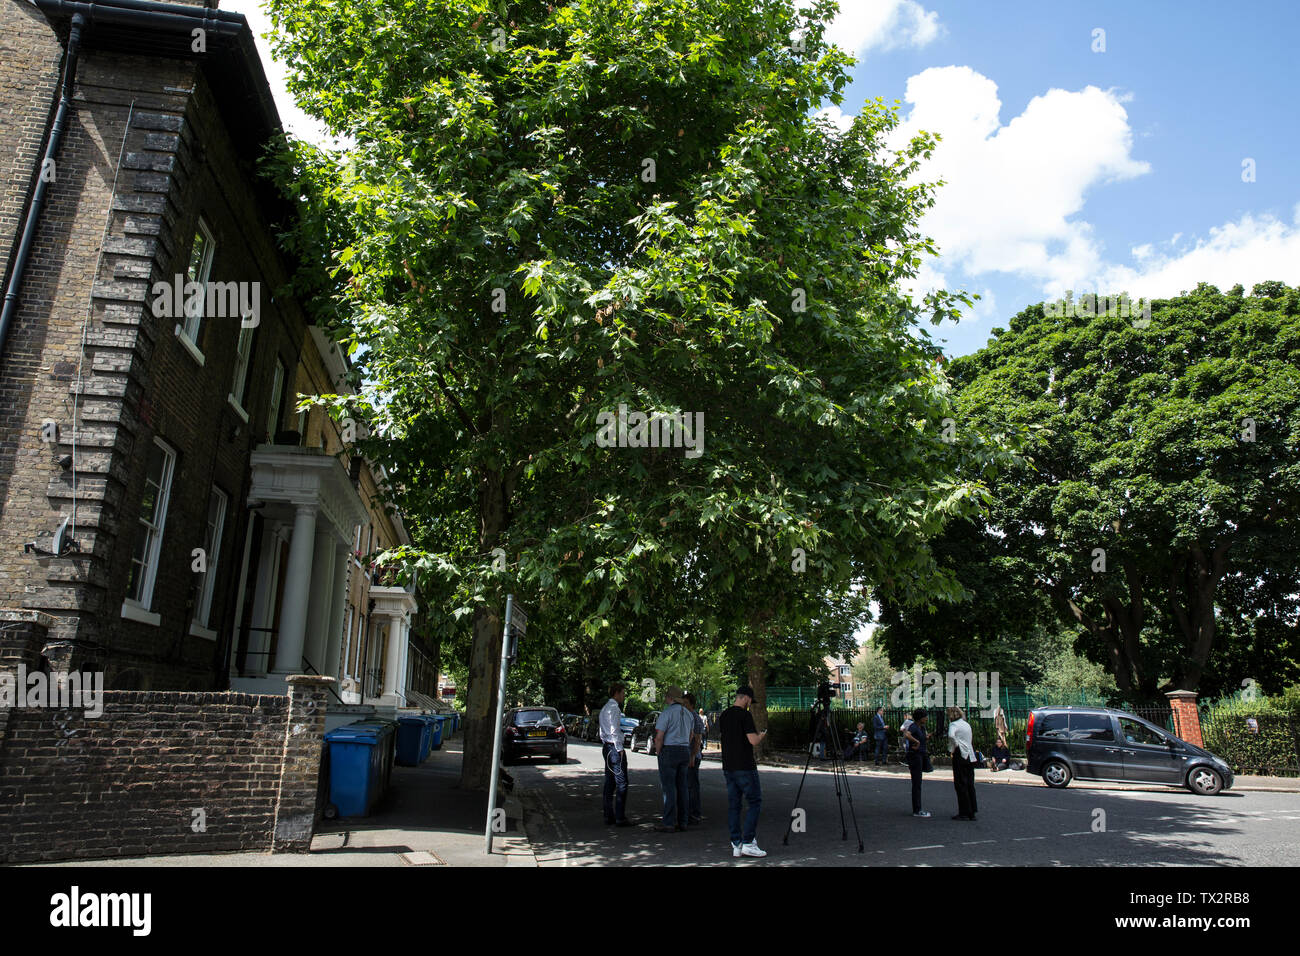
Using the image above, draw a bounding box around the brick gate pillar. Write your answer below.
[271,674,334,852]
[1166,690,1203,748]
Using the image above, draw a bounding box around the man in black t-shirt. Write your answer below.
[719,685,768,859]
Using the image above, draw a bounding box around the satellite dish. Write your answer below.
[51,516,70,555]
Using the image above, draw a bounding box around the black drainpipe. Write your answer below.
[0,12,85,360]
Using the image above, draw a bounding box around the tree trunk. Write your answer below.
[1170,543,1229,692]
[747,645,768,759]
[460,468,509,791]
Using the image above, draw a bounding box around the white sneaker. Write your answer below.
[913,810,931,818]
[740,842,767,858]
[731,842,742,858]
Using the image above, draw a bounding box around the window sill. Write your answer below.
[226,394,249,423]
[189,621,218,641]
[174,325,206,367]
[120,600,160,627]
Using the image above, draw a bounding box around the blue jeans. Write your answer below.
[658,745,690,827]
[724,769,762,845]
[602,744,628,822]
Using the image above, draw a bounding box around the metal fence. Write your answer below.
[1200,710,1300,776]
[765,684,1111,712]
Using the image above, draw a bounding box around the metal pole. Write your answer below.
[484,594,513,854]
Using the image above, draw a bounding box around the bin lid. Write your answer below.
[398,715,430,726]
[325,726,382,743]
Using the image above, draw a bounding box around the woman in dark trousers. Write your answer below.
[902,707,930,818]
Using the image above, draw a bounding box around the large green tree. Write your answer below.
[882,283,1300,698]
[266,0,1003,788]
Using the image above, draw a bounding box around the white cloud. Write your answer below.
[1094,209,1300,300]
[890,66,1150,296]
[809,0,943,55]
[816,104,856,132]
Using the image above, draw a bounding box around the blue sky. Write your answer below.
[817,0,1300,354]
[229,0,1300,359]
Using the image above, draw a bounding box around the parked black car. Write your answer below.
[502,706,567,764]
[631,711,660,755]
[619,715,640,748]
[1025,706,1233,794]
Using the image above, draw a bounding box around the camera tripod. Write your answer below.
[782,697,864,852]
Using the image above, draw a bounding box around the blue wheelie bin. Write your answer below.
[429,715,446,751]
[396,715,431,766]
[347,719,397,792]
[324,724,386,817]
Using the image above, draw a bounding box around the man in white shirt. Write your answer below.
[599,683,631,826]
[946,705,978,821]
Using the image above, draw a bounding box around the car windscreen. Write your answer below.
[513,710,557,725]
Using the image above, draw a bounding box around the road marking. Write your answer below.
[1061,831,1091,836]
[1014,836,1046,841]
[1031,804,1074,812]
[961,839,995,846]
[903,844,943,851]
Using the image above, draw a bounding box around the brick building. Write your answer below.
[0,0,437,705]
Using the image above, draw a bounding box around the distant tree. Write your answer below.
[882,283,1300,698]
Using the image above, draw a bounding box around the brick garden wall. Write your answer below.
[0,674,332,863]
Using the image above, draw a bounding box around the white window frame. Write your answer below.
[176,218,215,358]
[266,358,285,441]
[123,437,177,616]
[190,486,228,634]
[227,323,254,421]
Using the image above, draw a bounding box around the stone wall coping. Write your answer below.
[285,674,337,687]
[0,609,56,627]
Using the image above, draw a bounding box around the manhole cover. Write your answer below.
[400,850,447,866]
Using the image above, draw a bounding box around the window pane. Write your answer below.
[1069,713,1115,741]
[1120,719,1164,747]
[187,231,208,282]
[1036,712,1068,739]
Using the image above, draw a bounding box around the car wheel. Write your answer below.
[1042,760,1071,788]
[554,749,566,764]
[1187,766,1223,795]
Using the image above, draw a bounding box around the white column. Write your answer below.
[271,504,317,675]
[303,529,336,672]
[322,544,349,680]
[381,612,405,702]
[397,614,411,702]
